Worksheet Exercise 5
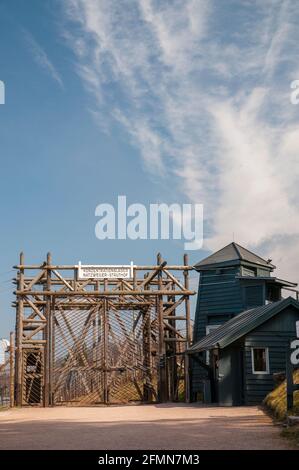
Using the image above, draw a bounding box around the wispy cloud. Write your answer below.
[23,30,64,88]
[62,0,299,282]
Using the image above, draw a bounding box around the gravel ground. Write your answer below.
[0,404,296,450]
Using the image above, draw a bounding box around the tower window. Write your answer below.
[242,267,256,277]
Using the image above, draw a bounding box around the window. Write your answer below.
[251,347,269,374]
[242,267,256,277]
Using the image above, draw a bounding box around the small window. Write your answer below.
[251,347,269,374]
[242,267,256,277]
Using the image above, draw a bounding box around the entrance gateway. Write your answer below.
[13,253,195,406]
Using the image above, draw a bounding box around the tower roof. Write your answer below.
[194,242,275,270]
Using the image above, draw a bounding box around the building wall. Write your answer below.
[243,306,299,405]
[192,265,267,398]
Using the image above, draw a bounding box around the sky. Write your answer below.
[0,0,298,337]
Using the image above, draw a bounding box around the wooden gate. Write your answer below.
[53,300,159,405]
[13,253,194,406]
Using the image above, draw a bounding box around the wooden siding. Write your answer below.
[244,285,264,308]
[190,357,209,399]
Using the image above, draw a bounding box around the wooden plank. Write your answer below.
[16,289,195,296]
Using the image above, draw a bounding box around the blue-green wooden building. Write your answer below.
[189,242,299,405]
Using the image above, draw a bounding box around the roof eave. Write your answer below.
[237,276,297,287]
[193,259,241,271]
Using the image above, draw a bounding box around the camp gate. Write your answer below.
[13,253,194,406]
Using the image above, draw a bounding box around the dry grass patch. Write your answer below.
[264,370,299,420]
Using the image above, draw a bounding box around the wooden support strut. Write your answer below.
[184,253,191,403]
[44,253,52,406]
[15,252,24,406]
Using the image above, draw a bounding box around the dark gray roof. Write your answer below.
[188,297,299,353]
[194,242,275,270]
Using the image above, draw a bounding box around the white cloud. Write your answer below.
[23,30,64,88]
[62,0,299,284]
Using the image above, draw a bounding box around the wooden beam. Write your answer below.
[15,252,24,406]
[15,289,195,297]
[9,332,14,408]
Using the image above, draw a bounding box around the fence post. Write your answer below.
[9,332,15,407]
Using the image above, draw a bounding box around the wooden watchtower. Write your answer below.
[191,242,297,401]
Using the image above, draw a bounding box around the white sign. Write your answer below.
[296,320,299,339]
[77,261,134,280]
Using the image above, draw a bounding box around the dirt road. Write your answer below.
[0,404,295,450]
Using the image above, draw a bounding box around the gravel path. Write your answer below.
[0,404,296,450]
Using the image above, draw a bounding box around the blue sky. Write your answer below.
[0,0,299,337]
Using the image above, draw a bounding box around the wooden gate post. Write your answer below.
[157,253,168,402]
[15,252,24,406]
[44,252,52,406]
[103,282,109,404]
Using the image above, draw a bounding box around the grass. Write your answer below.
[264,369,299,446]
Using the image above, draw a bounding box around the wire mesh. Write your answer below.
[53,299,159,405]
